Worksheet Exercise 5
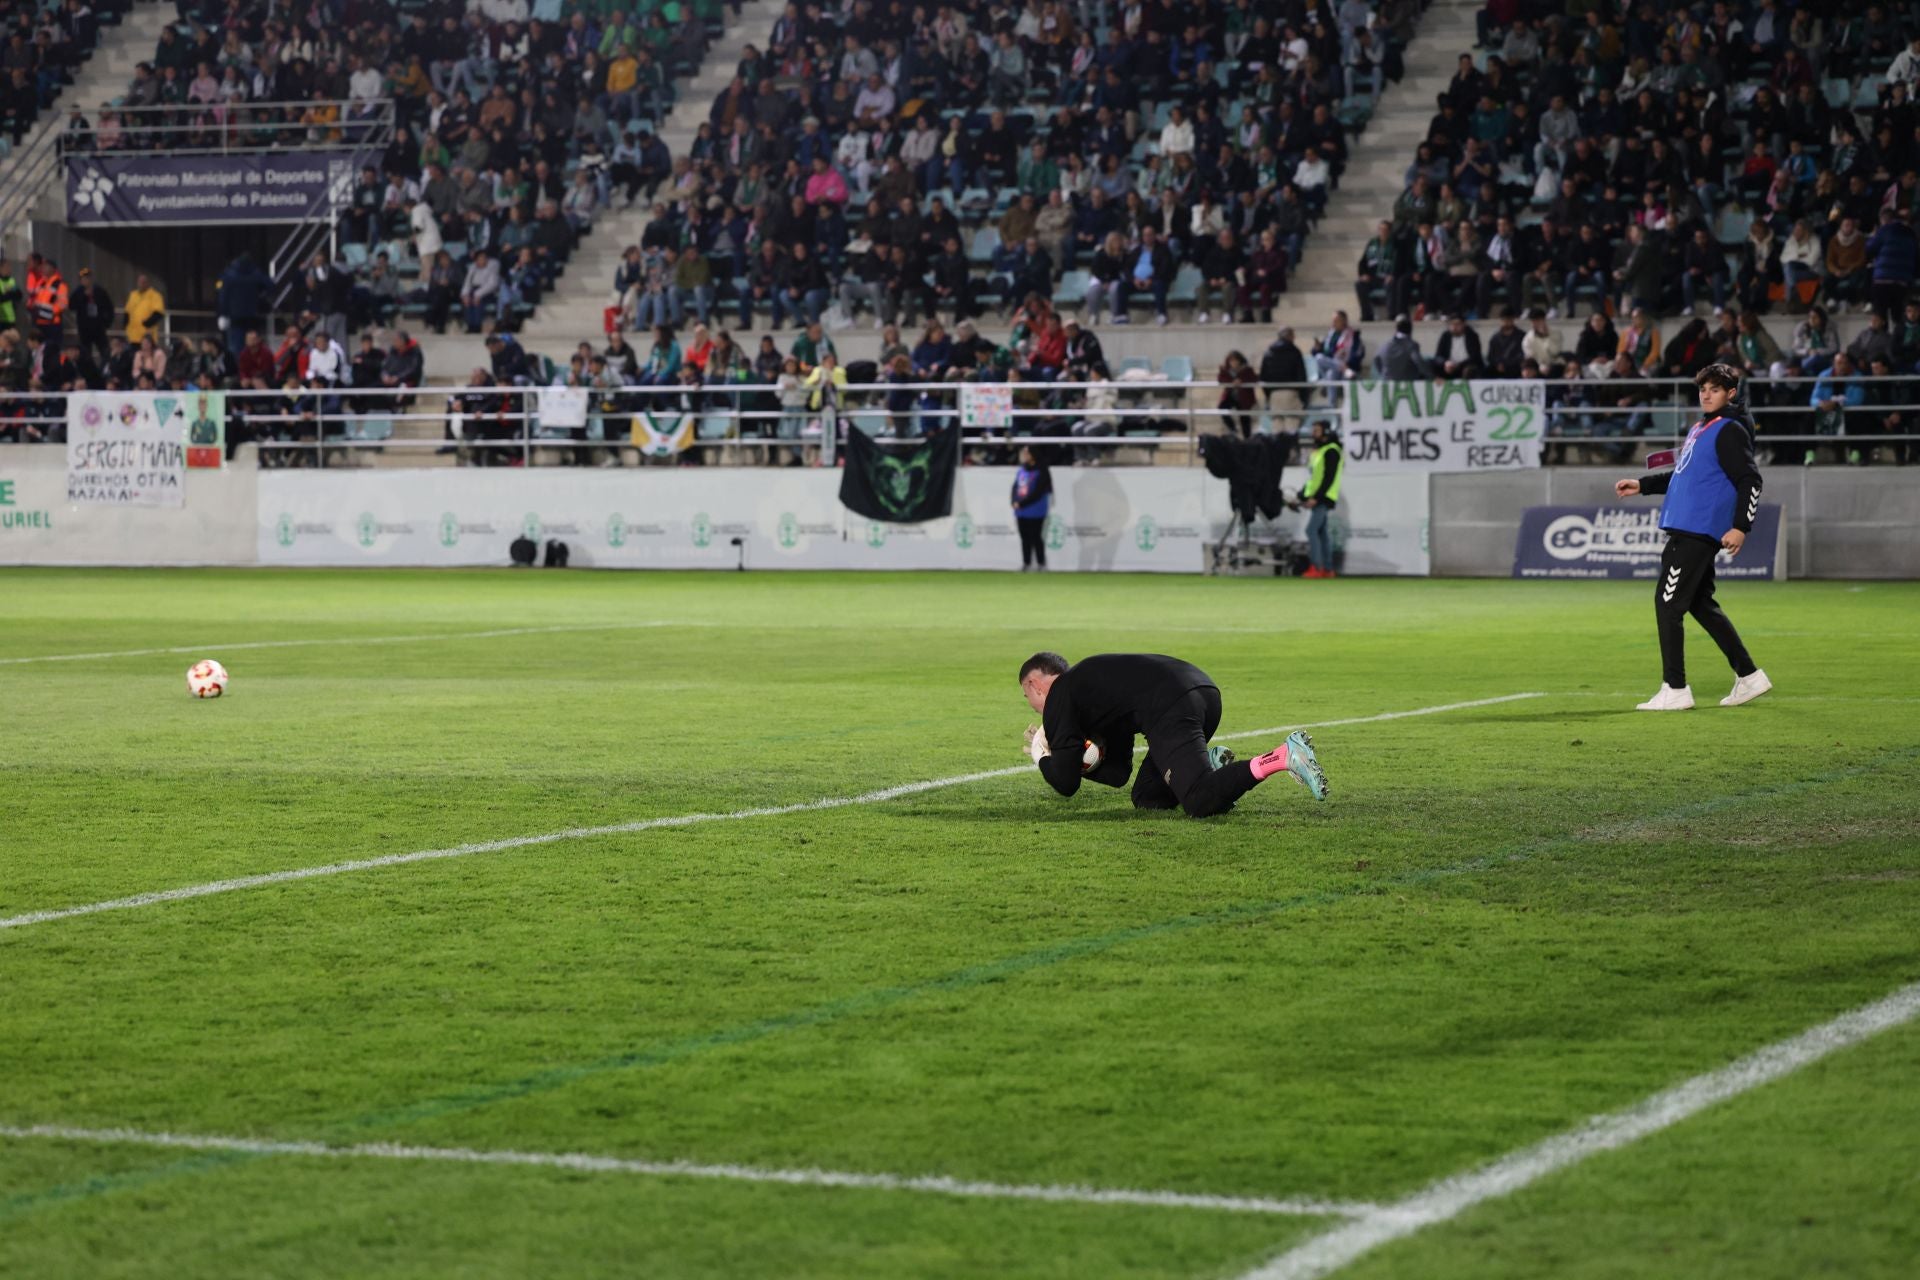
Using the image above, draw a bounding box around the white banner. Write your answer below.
[535,386,590,430]
[1342,379,1544,473]
[259,467,1221,572]
[66,392,195,506]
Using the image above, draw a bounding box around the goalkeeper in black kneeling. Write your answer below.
[1018,652,1328,816]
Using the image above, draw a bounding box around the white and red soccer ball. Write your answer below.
[186,659,229,698]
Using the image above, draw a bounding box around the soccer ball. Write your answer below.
[186,659,229,699]
[1081,739,1103,772]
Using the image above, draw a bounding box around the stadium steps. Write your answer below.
[1280,0,1480,325]
[3,0,179,251]
[428,0,795,382]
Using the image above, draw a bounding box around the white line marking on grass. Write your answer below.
[0,623,696,666]
[1555,691,1920,704]
[0,692,1544,935]
[1235,977,1920,1279]
[0,1124,1379,1219]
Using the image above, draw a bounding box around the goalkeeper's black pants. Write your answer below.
[1130,687,1260,818]
[1656,533,1757,689]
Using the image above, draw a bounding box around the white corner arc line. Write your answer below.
[0,623,698,667]
[1235,977,1920,1279]
[0,1124,1378,1220]
[0,692,1544,935]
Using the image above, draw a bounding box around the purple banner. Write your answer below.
[66,151,355,225]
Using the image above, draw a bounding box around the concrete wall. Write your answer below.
[0,443,257,565]
[1432,467,1920,579]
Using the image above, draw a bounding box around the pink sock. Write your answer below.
[1249,745,1289,780]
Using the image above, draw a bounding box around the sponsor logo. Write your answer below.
[1043,513,1066,550]
[439,512,459,547]
[952,513,975,549]
[777,512,800,548]
[273,513,334,546]
[866,521,887,548]
[1134,515,1159,552]
[355,512,415,548]
[73,167,115,214]
[607,513,627,548]
[1661,565,1683,602]
[691,512,713,548]
[1540,511,1666,562]
[0,477,52,530]
[522,513,542,541]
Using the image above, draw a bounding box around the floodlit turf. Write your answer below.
[2,567,1917,1280]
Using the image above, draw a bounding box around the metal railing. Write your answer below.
[0,118,67,251]
[59,99,397,157]
[266,104,397,322]
[5,375,1918,468]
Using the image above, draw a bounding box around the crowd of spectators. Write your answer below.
[1358,2,1920,325]
[597,0,1401,335]
[60,0,732,340]
[1334,0,1920,462]
[0,0,120,146]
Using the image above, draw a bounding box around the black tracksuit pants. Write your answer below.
[1129,687,1261,818]
[1017,515,1046,567]
[1656,533,1758,689]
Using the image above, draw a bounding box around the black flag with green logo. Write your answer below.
[838,424,960,523]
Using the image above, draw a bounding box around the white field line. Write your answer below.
[1554,691,1920,704]
[0,1123,1379,1219]
[1237,977,1920,1280]
[0,623,696,666]
[0,692,1543,935]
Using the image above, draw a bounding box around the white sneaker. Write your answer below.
[1720,669,1772,707]
[1155,313,1169,326]
[1196,310,1210,324]
[1636,684,1695,711]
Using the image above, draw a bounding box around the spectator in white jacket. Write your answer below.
[1159,107,1194,157]
[1887,35,1920,87]
[1779,218,1823,302]
[303,330,344,386]
[1522,310,1561,369]
[408,197,442,261]
[460,249,501,333]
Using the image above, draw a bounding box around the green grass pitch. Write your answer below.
[2,567,1917,1279]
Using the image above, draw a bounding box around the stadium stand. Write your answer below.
[0,0,176,253]
[8,0,1918,473]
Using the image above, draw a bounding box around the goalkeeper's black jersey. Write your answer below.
[1038,654,1216,794]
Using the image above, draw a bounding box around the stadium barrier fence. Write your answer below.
[5,378,1918,469]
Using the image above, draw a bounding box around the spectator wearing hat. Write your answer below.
[1259,328,1307,429]
[1486,311,1526,379]
[1374,317,1432,381]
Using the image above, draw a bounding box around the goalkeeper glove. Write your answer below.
[1024,723,1050,764]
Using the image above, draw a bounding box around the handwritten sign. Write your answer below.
[1342,379,1545,472]
[66,394,194,506]
[960,384,1012,429]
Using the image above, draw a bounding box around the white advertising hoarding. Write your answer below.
[255,465,1432,574]
[258,466,1230,572]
